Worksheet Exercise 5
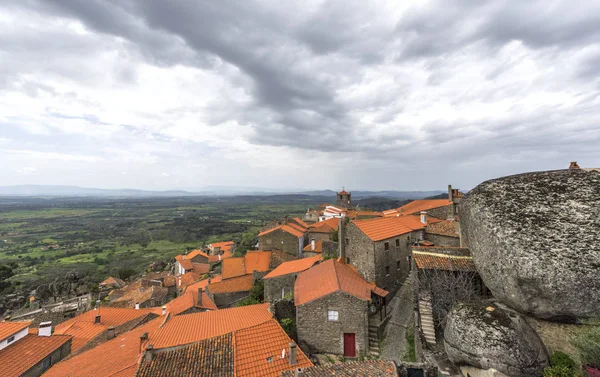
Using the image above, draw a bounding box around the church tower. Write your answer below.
[336,188,352,208]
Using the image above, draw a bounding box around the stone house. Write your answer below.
[262,255,322,302]
[424,219,461,247]
[295,259,388,357]
[258,224,306,257]
[207,240,234,255]
[302,239,338,258]
[346,215,440,294]
[306,217,339,244]
[336,189,352,208]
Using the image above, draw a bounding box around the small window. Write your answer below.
[397,261,401,270]
[7,335,15,343]
[385,266,390,276]
[328,310,339,321]
[384,242,389,251]
[346,257,350,264]
[395,239,400,247]
[345,238,349,246]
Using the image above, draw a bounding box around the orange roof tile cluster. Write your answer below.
[162,276,176,287]
[290,217,310,228]
[111,284,168,307]
[99,276,125,287]
[53,321,106,353]
[308,217,339,233]
[0,321,30,342]
[208,274,254,294]
[353,215,442,241]
[222,251,272,280]
[346,210,384,219]
[294,259,388,306]
[56,307,155,332]
[383,199,452,217]
[425,220,460,238]
[165,289,217,316]
[258,224,305,238]
[185,249,210,260]
[178,272,202,288]
[44,316,164,377]
[177,258,194,271]
[0,334,72,377]
[264,255,322,279]
[235,319,313,377]
[222,257,247,279]
[208,250,233,263]
[183,275,222,294]
[412,251,477,272]
[210,241,234,250]
[303,239,324,253]
[149,303,272,349]
[192,263,210,275]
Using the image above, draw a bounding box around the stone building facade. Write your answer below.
[264,274,295,302]
[296,291,369,356]
[424,233,460,247]
[259,228,305,257]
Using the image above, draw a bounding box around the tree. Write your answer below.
[0,264,14,292]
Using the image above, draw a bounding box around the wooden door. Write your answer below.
[343,333,356,357]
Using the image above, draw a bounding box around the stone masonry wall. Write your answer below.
[420,205,452,220]
[212,291,249,308]
[306,231,332,243]
[296,291,369,356]
[259,229,303,257]
[264,274,295,303]
[424,233,460,247]
[345,223,376,282]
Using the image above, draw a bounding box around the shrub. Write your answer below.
[550,351,577,371]
[573,326,600,368]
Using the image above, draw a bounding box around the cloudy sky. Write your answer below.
[1,0,599,191]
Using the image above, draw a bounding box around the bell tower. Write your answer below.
[336,187,352,208]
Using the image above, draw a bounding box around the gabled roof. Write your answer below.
[53,321,106,353]
[209,241,235,249]
[55,307,156,333]
[425,220,459,238]
[149,303,272,349]
[290,217,310,228]
[183,275,222,294]
[177,258,194,271]
[412,251,477,272]
[137,333,234,377]
[264,255,322,279]
[384,199,452,217]
[178,272,202,288]
[235,319,313,376]
[208,250,233,263]
[287,222,308,233]
[258,224,305,238]
[353,215,442,241]
[294,259,388,306]
[208,274,254,294]
[281,360,399,377]
[0,321,30,342]
[303,239,324,253]
[244,251,271,273]
[44,316,164,377]
[185,249,210,260]
[100,276,125,286]
[0,334,72,377]
[222,258,246,280]
[164,288,217,316]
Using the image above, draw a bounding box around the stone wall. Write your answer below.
[424,233,460,247]
[264,274,295,303]
[345,223,376,281]
[22,337,71,377]
[211,291,249,308]
[422,205,452,220]
[259,229,304,257]
[306,231,332,243]
[296,291,369,356]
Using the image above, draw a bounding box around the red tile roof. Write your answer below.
[55,307,155,333]
[290,217,310,228]
[235,319,313,377]
[412,251,477,272]
[183,275,222,294]
[149,303,272,349]
[222,257,247,280]
[425,220,459,238]
[185,249,210,260]
[259,224,305,238]
[384,199,452,217]
[210,241,235,249]
[353,215,442,241]
[244,251,271,273]
[192,263,210,275]
[44,317,164,377]
[177,258,194,271]
[208,274,254,294]
[264,255,322,279]
[294,259,388,306]
[164,289,217,316]
[99,276,125,286]
[0,334,72,377]
[178,272,202,288]
[303,239,324,253]
[208,250,233,263]
[53,321,106,353]
[0,321,30,342]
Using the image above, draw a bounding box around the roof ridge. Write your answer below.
[331,259,342,291]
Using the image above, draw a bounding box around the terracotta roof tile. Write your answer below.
[100,276,125,286]
[264,256,322,279]
[165,289,217,316]
[0,321,30,342]
[208,250,233,263]
[303,239,324,253]
[425,220,459,238]
[222,257,247,279]
[210,241,235,249]
[244,251,271,273]
[53,321,106,353]
[183,275,222,294]
[177,258,194,271]
[235,319,313,377]
[184,249,210,260]
[281,360,399,377]
[55,307,156,333]
[294,259,388,306]
[0,334,72,377]
[208,274,254,294]
[178,272,202,288]
[137,333,234,377]
[44,317,164,377]
[290,217,310,229]
[412,251,477,272]
[162,276,176,287]
[192,263,210,275]
[353,215,442,241]
[259,224,305,238]
[384,199,452,217]
[149,303,272,349]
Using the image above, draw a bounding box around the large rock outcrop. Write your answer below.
[444,302,549,377]
[459,169,600,321]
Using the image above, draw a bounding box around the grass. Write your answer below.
[404,329,417,362]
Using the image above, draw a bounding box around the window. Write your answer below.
[345,238,349,246]
[385,266,390,276]
[384,242,389,251]
[7,335,15,343]
[346,257,350,264]
[397,261,401,270]
[328,310,339,321]
[395,239,400,247]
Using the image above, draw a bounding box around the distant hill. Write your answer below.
[0,185,445,200]
[423,193,450,200]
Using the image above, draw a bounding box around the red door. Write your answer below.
[343,333,356,357]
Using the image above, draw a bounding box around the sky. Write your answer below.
[1,0,599,192]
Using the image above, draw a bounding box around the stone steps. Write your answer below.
[419,298,437,345]
[368,325,380,357]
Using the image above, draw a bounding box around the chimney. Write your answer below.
[107,326,115,339]
[161,306,167,315]
[420,211,427,225]
[284,215,288,224]
[197,288,203,306]
[38,321,52,337]
[338,216,346,262]
[448,184,453,201]
[94,314,101,324]
[144,344,154,361]
[135,303,140,310]
[295,368,305,377]
[140,332,148,353]
[311,239,315,251]
[288,342,297,365]
[569,161,581,169]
